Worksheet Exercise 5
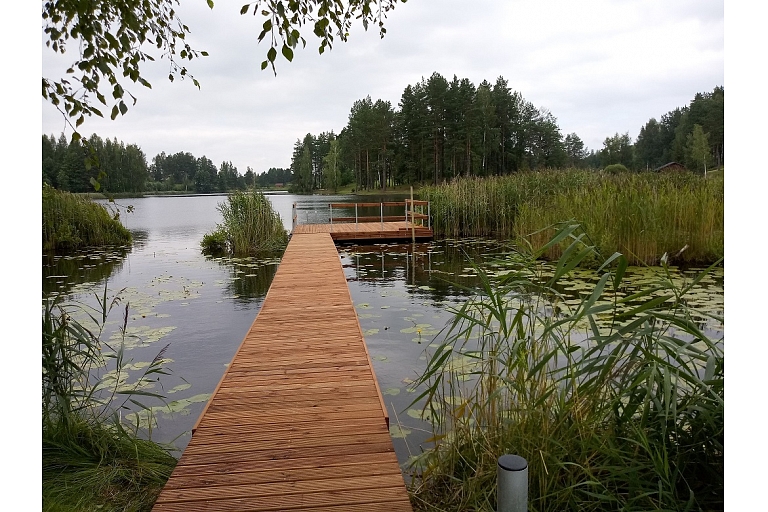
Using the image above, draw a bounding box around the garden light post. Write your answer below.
[497,454,528,512]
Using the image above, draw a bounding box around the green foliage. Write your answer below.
[201,190,288,255]
[687,124,711,174]
[248,0,406,74]
[43,289,177,511]
[601,132,634,168]
[409,224,723,511]
[322,139,342,192]
[602,163,629,174]
[43,1,406,139]
[425,171,723,266]
[43,185,132,252]
[42,0,208,133]
[200,229,228,254]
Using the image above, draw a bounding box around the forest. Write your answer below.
[42,73,723,195]
[288,74,723,192]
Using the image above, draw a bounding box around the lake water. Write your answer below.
[42,193,724,467]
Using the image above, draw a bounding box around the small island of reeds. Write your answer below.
[201,190,289,256]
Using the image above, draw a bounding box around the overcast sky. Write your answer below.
[41,0,724,174]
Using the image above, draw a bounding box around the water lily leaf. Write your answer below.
[389,425,411,438]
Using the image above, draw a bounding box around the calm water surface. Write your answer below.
[42,194,724,467]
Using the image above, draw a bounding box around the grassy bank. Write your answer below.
[43,291,177,511]
[408,224,723,511]
[201,189,288,255]
[43,186,132,252]
[424,170,723,266]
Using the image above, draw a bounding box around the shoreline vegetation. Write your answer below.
[408,223,723,511]
[425,169,723,266]
[43,185,132,252]
[43,290,177,511]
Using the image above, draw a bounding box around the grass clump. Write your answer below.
[424,170,723,266]
[408,223,723,511]
[43,289,177,511]
[602,163,629,174]
[201,190,288,255]
[43,185,132,252]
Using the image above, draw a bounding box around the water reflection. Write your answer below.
[42,248,129,296]
[205,254,282,307]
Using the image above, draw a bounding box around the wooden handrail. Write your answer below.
[328,201,412,208]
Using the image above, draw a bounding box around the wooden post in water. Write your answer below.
[410,186,415,244]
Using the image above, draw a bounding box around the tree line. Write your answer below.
[42,134,264,194]
[286,73,724,192]
[42,80,723,195]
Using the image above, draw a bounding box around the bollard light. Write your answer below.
[497,454,528,512]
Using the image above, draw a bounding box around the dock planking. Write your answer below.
[153,233,412,512]
[292,221,432,241]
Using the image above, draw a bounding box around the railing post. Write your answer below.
[292,202,296,231]
[410,186,415,244]
[330,204,333,226]
[427,201,431,230]
[497,455,528,512]
[380,203,384,230]
[355,203,359,232]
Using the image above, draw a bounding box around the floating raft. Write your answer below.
[153,233,412,511]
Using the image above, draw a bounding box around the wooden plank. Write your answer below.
[292,220,432,242]
[153,489,413,512]
[154,233,411,511]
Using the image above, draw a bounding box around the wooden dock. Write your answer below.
[292,200,433,242]
[153,233,412,512]
[292,220,432,241]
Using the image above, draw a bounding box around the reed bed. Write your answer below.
[201,190,288,255]
[424,170,723,266]
[408,224,724,511]
[43,185,132,252]
[43,289,177,511]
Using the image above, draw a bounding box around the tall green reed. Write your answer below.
[43,184,132,252]
[424,170,723,266]
[43,286,177,511]
[408,222,723,511]
[201,189,288,255]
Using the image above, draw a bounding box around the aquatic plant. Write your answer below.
[424,170,723,266]
[43,184,132,252]
[43,287,177,511]
[408,222,723,511]
[201,189,288,255]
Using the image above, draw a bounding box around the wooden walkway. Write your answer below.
[292,221,432,241]
[153,233,412,512]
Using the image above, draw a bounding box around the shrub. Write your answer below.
[602,163,629,174]
[200,229,228,254]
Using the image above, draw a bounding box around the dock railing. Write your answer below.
[292,200,430,232]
